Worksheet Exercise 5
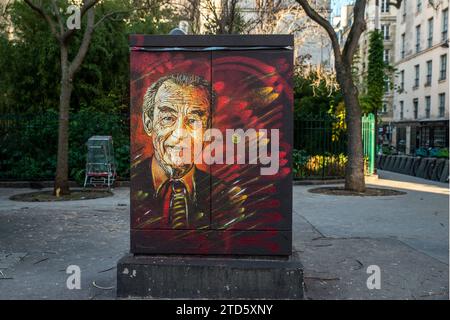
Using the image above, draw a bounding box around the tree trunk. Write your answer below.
[54,46,73,196]
[336,63,366,192]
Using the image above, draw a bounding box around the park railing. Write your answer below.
[294,113,375,180]
[0,111,130,182]
[293,113,347,180]
[1,111,375,182]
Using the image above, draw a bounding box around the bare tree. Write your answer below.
[174,0,202,33]
[184,0,329,41]
[295,0,404,192]
[251,0,285,34]
[294,0,368,192]
[251,1,332,68]
[201,0,256,34]
[23,0,161,196]
[23,0,99,196]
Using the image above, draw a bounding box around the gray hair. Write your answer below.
[142,73,213,132]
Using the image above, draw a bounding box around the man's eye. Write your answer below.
[187,118,202,127]
[162,116,175,122]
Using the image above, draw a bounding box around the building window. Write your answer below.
[400,70,405,91]
[417,0,422,12]
[439,93,446,117]
[381,0,390,13]
[426,60,432,85]
[397,127,406,153]
[428,18,434,48]
[401,33,406,58]
[419,127,431,149]
[425,96,431,118]
[385,79,390,93]
[440,54,447,80]
[413,98,419,119]
[382,103,387,113]
[383,49,390,63]
[381,24,390,40]
[433,127,447,148]
[443,8,448,41]
[416,25,421,53]
[400,101,404,120]
[414,64,420,88]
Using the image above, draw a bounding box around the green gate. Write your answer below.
[362,113,375,175]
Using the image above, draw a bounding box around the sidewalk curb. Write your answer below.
[293,179,344,185]
[0,180,131,188]
[1,177,380,188]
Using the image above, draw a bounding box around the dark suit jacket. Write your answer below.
[131,157,247,230]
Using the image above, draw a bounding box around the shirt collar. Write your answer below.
[151,157,195,198]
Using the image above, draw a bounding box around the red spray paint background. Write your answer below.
[130,49,293,254]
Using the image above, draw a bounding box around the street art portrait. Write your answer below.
[137,73,214,230]
[130,48,293,255]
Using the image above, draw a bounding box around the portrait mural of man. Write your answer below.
[130,47,292,255]
[132,73,246,230]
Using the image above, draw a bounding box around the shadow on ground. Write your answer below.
[0,170,448,299]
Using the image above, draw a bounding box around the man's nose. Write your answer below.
[172,116,188,140]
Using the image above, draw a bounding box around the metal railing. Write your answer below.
[0,112,129,181]
[1,112,375,181]
[362,113,375,175]
[294,113,375,180]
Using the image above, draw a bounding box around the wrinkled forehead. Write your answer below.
[154,80,210,111]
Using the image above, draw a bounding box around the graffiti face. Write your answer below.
[130,47,293,255]
[144,78,210,179]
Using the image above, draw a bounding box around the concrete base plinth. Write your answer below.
[116,252,304,299]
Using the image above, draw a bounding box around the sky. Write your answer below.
[331,0,355,17]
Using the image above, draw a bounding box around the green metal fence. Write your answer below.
[0,112,375,181]
[362,113,375,175]
[294,113,347,180]
[0,111,130,181]
[294,113,375,180]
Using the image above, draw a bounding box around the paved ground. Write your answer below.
[295,170,449,299]
[0,170,448,299]
[0,189,129,299]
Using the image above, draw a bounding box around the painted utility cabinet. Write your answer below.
[130,35,293,256]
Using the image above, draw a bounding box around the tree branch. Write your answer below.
[24,0,60,39]
[69,6,95,76]
[80,0,98,15]
[93,9,129,28]
[208,0,222,33]
[342,0,367,65]
[1,0,11,17]
[93,2,164,29]
[51,0,64,37]
[295,0,342,62]
[61,0,99,43]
